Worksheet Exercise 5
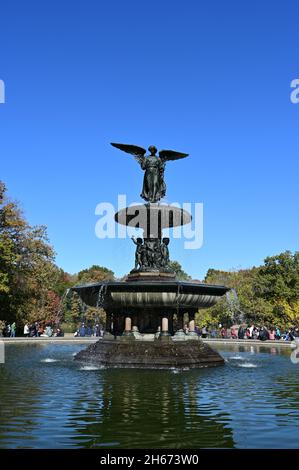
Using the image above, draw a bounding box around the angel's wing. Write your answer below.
[158,149,189,161]
[111,143,146,157]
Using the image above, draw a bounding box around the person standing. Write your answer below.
[201,326,208,338]
[23,323,30,337]
[29,323,37,337]
[10,322,16,338]
[79,323,86,337]
[238,325,245,339]
[94,324,100,337]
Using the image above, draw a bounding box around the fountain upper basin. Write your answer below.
[114,204,191,237]
[72,280,229,310]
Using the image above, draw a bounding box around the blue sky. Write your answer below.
[0,0,298,279]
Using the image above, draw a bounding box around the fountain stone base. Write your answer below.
[74,338,224,369]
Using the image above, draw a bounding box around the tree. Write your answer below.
[168,260,191,281]
[77,265,114,283]
[202,252,299,328]
[53,269,76,297]
[254,251,299,303]
[273,300,299,327]
[0,181,26,296]
[84,306,106,325]
[0,181,60,325]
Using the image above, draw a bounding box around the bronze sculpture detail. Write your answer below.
[131,236,170,271]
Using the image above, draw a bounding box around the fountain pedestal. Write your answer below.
[75,337,224,369]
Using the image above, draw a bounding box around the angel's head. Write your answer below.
[148,145,157,156]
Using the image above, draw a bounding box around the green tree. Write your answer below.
[254,251,299,303]
[67,292,82,324]
[168,260,191,281]
[77,265,114,283]
[202,253,299,328]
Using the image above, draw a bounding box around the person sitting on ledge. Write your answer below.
[268,328,276,340]
[37,324,44,337]
[284,329,295,341]
[259,326,269,341]
[230,326,238,339]
[220,326,227,339]
[275,327,281,340]
[55,328,64,337]
[41,325,53,337]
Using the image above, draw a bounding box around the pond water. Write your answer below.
[0,342,298,448]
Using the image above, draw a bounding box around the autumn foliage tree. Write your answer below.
[0,182,60,326]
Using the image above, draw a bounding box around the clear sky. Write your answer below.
[0,0,298,279]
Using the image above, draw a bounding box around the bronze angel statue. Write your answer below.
[111,143,189,203]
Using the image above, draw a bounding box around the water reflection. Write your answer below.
[0,343,298,448]
[67,369,234,448]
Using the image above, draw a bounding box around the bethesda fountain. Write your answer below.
[73,142,229,368]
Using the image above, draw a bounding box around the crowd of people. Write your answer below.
[2,320,299,342]
[1,322,16,337]
[1,321,64,338]
[74,323,104,337]
[193,324,299,341]
[1,321,104,338]
[22,322,65,337]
